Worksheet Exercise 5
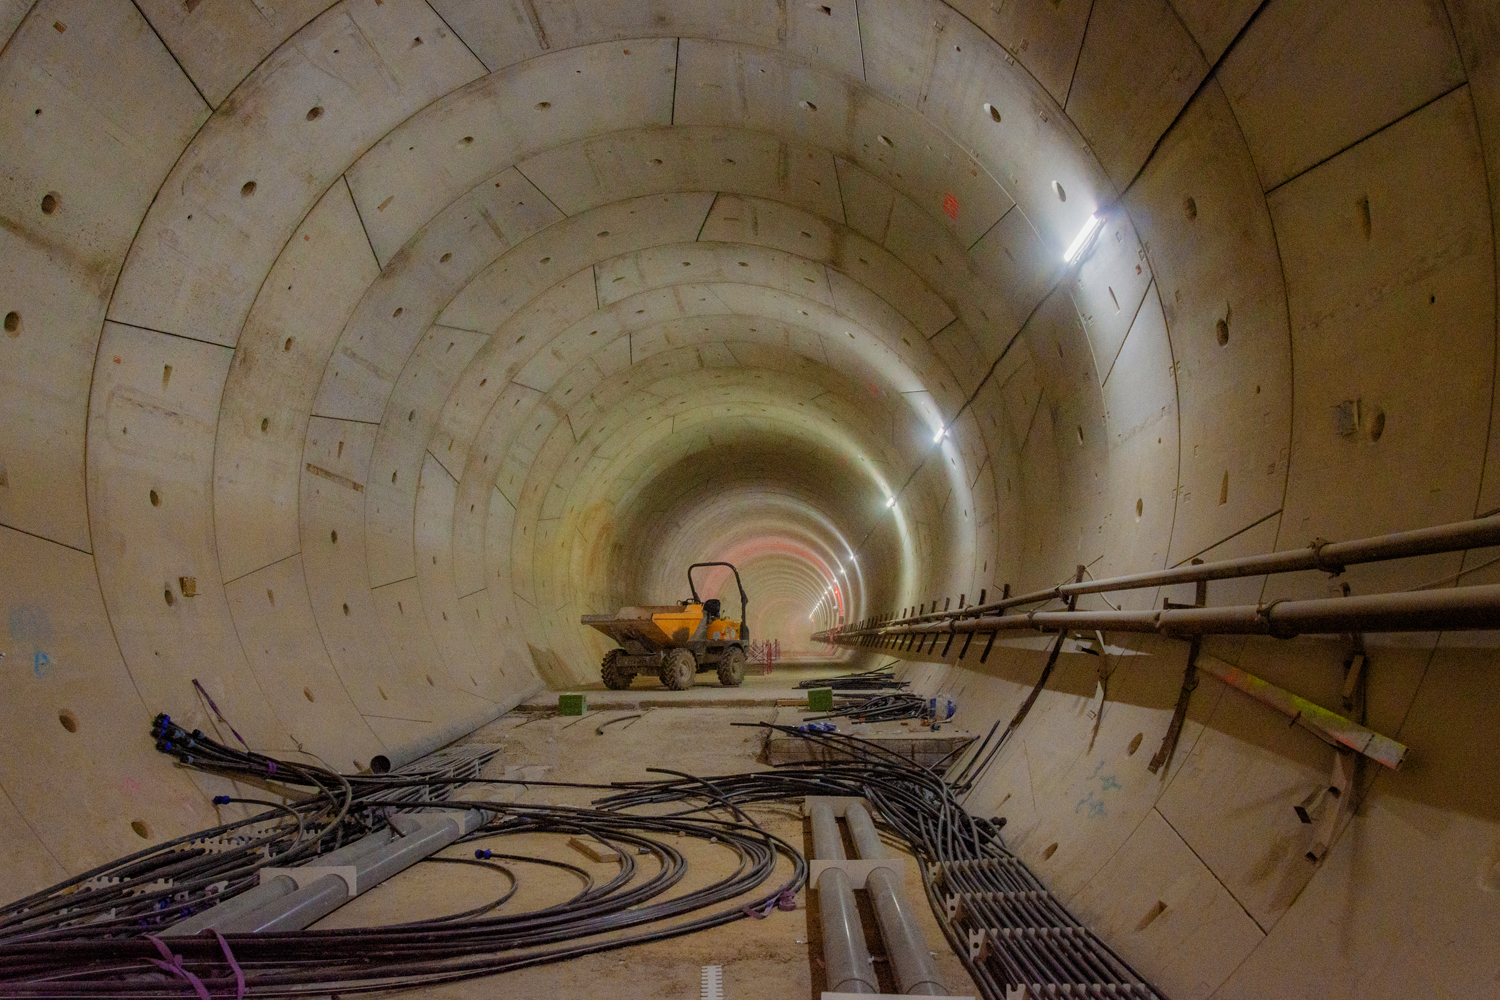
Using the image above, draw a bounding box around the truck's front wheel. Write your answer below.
[717,645,747,687]
[660,648,696,690]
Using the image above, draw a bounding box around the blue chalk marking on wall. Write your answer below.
[33,652,50,677]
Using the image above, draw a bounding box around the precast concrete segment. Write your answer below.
[0,0,1498,996]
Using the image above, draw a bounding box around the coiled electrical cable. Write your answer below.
[0,715,1159,1000]
[0,717,806,998]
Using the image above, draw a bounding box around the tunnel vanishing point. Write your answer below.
[1,1,1500,997]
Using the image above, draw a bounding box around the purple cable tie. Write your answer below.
[211,930,246,1000]
[741,889,797,919]
[145,935,212,1000]
[265,760,277,775]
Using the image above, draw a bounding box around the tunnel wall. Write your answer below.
[0,2,1497,998]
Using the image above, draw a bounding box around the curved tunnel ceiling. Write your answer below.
[3,6,1500,990]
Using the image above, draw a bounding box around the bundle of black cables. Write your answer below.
[0,716,806,998]
[794,666,909,691]
[802,692,931,723]
[597,723,1161,1000]
[0,717,1157,1000]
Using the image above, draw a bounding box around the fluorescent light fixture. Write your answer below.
[1063,213,1103,264]
[885,496,897,509]
[933,427,946,443]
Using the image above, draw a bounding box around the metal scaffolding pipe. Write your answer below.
[818,583,1500,644]
[845,803,947,996]
[882,514,1500,627]
[809,800,878,995]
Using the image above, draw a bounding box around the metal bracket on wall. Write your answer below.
[1300,749,1358,861]
[1148,563,1207,775]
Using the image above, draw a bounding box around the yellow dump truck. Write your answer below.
[581,562,749,690]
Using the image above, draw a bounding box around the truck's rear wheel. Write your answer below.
[717,646,747,687]
[660,647,696,690]
[601,649,635,690]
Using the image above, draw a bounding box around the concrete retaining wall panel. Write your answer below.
[215,180,379,583]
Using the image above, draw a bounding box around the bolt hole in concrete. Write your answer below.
[1042,843,1058,860]
[461,135,473,145]
[426,675,434,686]
[1135,900,1168,932]
[536,101,551,110]
[597,230,610,237]
[1369,408,1386,442]
[984,102,1001,122]
[1184,196,1197,220]
[284,336,294,351]
[241,180,256,197]
[164,589,174,607]
[1076,425,1084,445]
[1135,498,1143,520]
[1217,318,1229,346]
[330,530,338,544]
[149,489,160,506]
[1053,180,1066,202]
[1128,732,1143,755]
[260,417,269,433]
[306,105,323,121]
[393,306,403,318]
[40,191,59,214]
[342,603,350,615]
[130,821,151,840]
[800,99,817,111]
[4,311,19,336]
[440,252,452,262]
[58,710,78,733]
[304,687,315,703]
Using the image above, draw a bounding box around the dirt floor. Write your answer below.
[317,664,979,999]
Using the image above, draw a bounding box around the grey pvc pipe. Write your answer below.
[162,827,399,936]
[809,799,846,861]
[195,810,483,934]
[846,803,947,996]
[370,680,542,772]
[809,801,877,995]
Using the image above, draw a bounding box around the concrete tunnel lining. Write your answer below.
[2,0,1500,996]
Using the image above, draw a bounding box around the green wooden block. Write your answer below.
[558,693,586,716]
[807,687,833,712]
